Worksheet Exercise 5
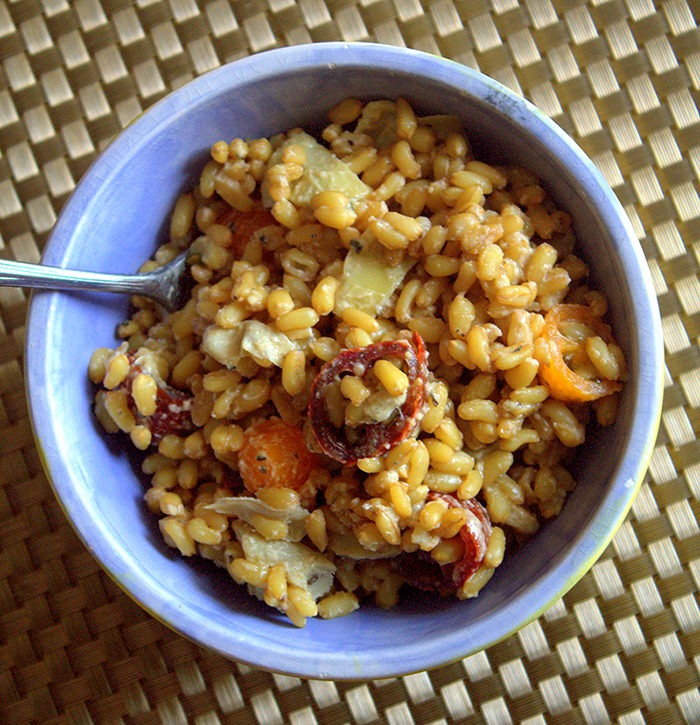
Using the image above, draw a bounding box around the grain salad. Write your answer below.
[89,98,626,627]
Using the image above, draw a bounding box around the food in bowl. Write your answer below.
[88,98,626,627]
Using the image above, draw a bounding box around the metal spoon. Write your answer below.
[0,251,192,312]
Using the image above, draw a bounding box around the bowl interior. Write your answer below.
[27,44,661,679]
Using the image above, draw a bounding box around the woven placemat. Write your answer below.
[1,1,699,723]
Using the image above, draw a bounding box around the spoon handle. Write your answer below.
[0,258,152,297]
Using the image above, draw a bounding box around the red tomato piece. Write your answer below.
[393,493,492,594]
[430,493,492,587]
[143,385,193,443]
[308,332,428,464]
[117,355,193,444]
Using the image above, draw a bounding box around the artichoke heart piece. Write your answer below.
[207,496,309,542]
[334,240,416,316]
[356,388,407,425]
[232,520,336,600]
[263,131,370,208]
[327,531,401,559]
[356,100,465,149]
[202,320,296,369]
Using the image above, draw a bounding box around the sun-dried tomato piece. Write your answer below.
[430,493,492,587]
[139,385,193,443]
[391,550,459,596]
[393,493,492,594]
[308,332,428,464]
[118,354,194,444]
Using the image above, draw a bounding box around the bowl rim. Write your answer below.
[25,41,664,679]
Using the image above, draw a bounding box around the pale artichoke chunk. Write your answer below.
[202,325,244,369]
[334,240,416,316]
[233,521,336,600]
[327,531,401,560]
[355,100,465,148]
[355,100,398,147]
[240,320,296,367]
[202,320,295,369]
[421,114,465,141]
[208,497,309,542]
[264,131,370,208]
[354,388,407,425]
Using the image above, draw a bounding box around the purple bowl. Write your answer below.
[26,42,663,679]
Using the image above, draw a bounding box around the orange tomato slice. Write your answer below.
[217,205,276,256]
[538,304,623,403]
[238,419,314,494]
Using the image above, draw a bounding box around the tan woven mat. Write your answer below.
[1,0,700,723]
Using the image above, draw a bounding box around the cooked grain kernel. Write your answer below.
[434,418,463,450]
[210,424,244,458]
[328,98,363,125]
[424,470,462,493]
[340,375,370,406]
[306,509,328,552]
[318,591,359,619]
[373,359,409,396]
[276,307,319,331]
[88,347,112,384]
[345,327,372,348]
[103,353,130,389]
[287,584,318,618]
[341,307,379,333]
[132,373,157,416]
[458,469,483,499]
[432,451,474,476]
[266,563,287,601]
[585,336,620,380]
[130,425,152,450]
[395,98,417,139]
[229,558,266,588]
[103,389,135,432]
[425,438,454,465]
[311,276,340,315]
[419,500,447,530]
[281,350,306,396]
[186,517,222,545]
[160,518,196,556]
[251,513,288,540]
[314,204,356,229]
